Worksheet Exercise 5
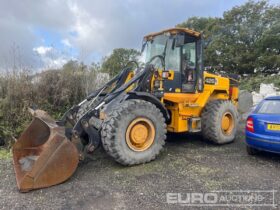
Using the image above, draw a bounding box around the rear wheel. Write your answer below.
[246,145,259,155]
[201,100,238,144]
[101,99,166,165]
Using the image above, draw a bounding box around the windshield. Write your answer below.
[140,33,198,75]
[257,100,280,114]
[140,35,167,67]
[140,34,181,71]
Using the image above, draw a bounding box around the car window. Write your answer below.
[257,100,280,114]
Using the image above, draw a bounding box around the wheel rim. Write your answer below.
[221,112,234,135]
[126,117,155,151]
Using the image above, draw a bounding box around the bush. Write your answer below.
[0,61,108,145]
[239,74,280,92]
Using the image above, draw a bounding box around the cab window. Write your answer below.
[165,39,181,72]
[182,42,196,92]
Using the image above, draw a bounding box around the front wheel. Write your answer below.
[101,99,166,165]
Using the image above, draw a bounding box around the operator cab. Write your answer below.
[141,28,204,93]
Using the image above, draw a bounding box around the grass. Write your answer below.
[0,148,12,159]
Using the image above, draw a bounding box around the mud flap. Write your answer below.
[12,110,79,192]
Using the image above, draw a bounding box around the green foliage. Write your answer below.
[239,74,280,91]
[0,71,34,142]
[177,16,221,41]
[102,48,140,76]
[0,148,11,160]
[178,0,280,75]
[0,60,108,145]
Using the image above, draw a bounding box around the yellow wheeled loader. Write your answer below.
[12,28,239,192]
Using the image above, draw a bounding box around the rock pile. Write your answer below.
[252,83,280,105]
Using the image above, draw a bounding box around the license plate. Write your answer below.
[267,124,280,131]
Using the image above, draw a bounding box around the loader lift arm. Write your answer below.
[68,59,170,158]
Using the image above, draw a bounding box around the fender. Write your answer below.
[127,91,170,123]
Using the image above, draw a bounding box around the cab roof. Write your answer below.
[144,27,201,40]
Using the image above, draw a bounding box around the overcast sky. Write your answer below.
[0,0,279,71]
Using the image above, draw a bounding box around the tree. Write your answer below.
[176,17,222,68]
[206,0,280,74]
[176,16,221,40]
[101,48,140,76]
[177,0,280,75]
[255,6,280,73]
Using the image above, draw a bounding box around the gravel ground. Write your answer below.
[0,122,279,210]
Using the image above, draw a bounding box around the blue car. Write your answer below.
[246,96,280,155]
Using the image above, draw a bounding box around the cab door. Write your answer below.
[181,42,196,93]
[181,38,204,93]
[163,35,204,93]
[163,37,182,93]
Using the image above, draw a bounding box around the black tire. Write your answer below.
[101,99,166,165]
[246,145,259,155]
[201,100,238,144]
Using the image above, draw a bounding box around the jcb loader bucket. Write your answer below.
[12,110,79,192]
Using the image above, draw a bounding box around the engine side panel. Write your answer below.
[164,72,238,132]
